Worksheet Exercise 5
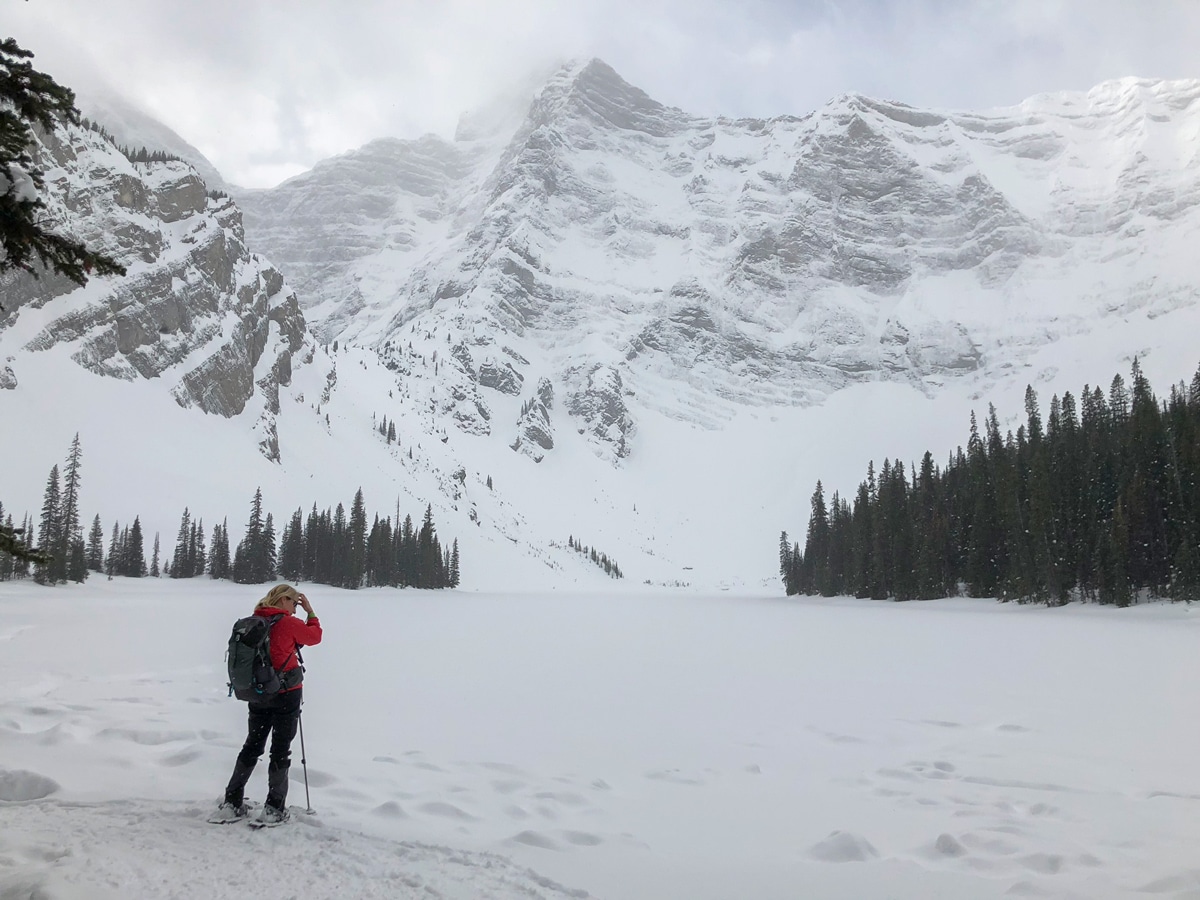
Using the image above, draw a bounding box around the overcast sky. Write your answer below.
[9,1,1199,188]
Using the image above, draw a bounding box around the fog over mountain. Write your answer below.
[3,59,1200,588]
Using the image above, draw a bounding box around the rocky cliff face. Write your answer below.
[512,376,556,462]
[0,117,313,460]
[233,61,1200,462]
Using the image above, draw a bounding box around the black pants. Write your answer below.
[224,687,302,809]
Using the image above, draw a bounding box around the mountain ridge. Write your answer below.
[233,61,1200,454]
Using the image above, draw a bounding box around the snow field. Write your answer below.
[1,578,1198,899]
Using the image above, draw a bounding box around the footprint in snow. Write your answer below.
[159,747,204,767]
[490,778,526,795]
[644,768,706,786]
[477,761,527,775]
[1018,853,1066,875]
[329,786,373,802]
[562,830,603,846]
[509,830,560,850]
[417,801,476,821]
[370,801,407,818]
[533,790,588,807]
[97,727,195,746]
[961,832,1021,856]
[293,768,336,788]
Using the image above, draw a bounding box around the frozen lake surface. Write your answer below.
[1,578,1197,899]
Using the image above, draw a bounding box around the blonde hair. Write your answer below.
[255,583,299,611]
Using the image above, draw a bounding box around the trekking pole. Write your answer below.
[298,708,315,814]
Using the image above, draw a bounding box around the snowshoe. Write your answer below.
[207,800,253,824]
[248,804,291,829]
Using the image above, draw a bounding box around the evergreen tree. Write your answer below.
[0,40,126,291]
[0,513,13,581]
[348,488,367,588]
[262,513,278,582]
[34,464,61,584]
[106,521,120,577]
[150,532,160,578]
[233,488,270,583]
[193,519,207,575]
[209,519,231,580]
[66,536,87,583]
[124,516,146,577]
[171,508,191,578]
[302,504,320,581]
[779,531,794,594]
[279,508,305,582]
[58,434,83,582]
[86,514,105,572]
[803,482,830,596]
[418,504,439,588]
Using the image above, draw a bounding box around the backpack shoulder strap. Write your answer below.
[266,613,302,668]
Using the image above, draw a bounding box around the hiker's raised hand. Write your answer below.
[297,594,314,616]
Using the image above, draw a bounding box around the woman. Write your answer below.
[211,583,323,826]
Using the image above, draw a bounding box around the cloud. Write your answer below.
[7,0,1198,187]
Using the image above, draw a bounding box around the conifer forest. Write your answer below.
[0,446,460,590]
[781,360,1200,606]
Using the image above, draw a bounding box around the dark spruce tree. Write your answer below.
[120,517,146,577]
[232,488,275,584]
[59,434,85,583]
[34,464,61,585]
[279,508,305,582]
[209,519,231,580]
[105,521,120,577]
[86,514,105,572]
[348,488,368,588]
[171,508,192,578]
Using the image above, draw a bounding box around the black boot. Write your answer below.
[223,760,256,806]
[265,763,290,812]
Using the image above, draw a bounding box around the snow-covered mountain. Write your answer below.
[72,86,231,193]
[0,115,313,460]
[238,60,1200,452]
[4,60,1200,590]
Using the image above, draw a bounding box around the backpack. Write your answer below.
[226,614,302,701]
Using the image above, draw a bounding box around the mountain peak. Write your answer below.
[526,57,693,138]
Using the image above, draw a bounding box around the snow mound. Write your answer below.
[933,833,968,858]
[809,830,880,863]
[0,799,593,900]
[0,769,60,802]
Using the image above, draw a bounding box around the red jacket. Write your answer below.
[255,607,322,690]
